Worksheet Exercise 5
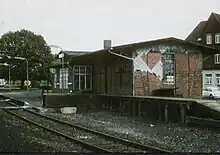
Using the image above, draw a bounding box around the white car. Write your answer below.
[203,86,220,99]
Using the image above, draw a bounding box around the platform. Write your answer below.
[42,93,220,123]
[197,101,220,112]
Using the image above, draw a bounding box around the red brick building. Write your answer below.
[61,37,216,98]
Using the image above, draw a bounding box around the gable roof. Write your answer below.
[111,37,216,50]
[70,37,217,65]
[185,12,220,43]
[185,21,207,42]
[55,50,91,59]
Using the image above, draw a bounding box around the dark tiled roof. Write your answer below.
[70,37,217,64]
[111,37,216,50]
[185,21,207,42]
[62,50,91,56]
[55,50,91,59]
[185,12,220,43]
[213,12,220,23]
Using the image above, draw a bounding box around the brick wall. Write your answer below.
[134,51,163,96]
[134,46,203,98]
[175,51,202,98]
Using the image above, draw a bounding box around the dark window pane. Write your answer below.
[74,66,79,74]
[80,75,85,90]
[68,70,72,83]
[80,66,85,74]
[86,75,91,90]
[86,66,92,74]
[206,74,212,77]
[74,75,79,89]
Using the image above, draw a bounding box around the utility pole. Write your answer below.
[9,64,11,92]
[49,44,64,95]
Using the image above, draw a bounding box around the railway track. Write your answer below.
[2,97,172,153]
[186,116,220,128]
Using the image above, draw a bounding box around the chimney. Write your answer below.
[103,40,112,50]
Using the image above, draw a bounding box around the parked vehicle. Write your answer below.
[202,86,220,99]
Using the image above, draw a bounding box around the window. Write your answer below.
[54,74,57,88]
[166,76,174,83]
[216,74,220,85]
[162,52,175,84]
[56,69,60,87]
[214,54,220,64]
[68,69,72,86]
[59,68,69,89]
[74,75,79,89]
[73,65,92,91]
[207,88,213,92]
[206,34,212,44]
[215,33,220,44]
[205,74,212,84]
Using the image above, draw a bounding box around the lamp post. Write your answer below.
[0,63,15,92]
[14,57,29,92]
[49,44,64,94]
[9,64,10,91]
[4,56,29,93]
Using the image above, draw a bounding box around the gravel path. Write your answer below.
[0,109,89,152]
[44,110,220,153]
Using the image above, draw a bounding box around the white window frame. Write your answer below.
[162,53,175,85]
[59,68,69,89]
[216,74,220,85]
[73,65,92,91]
[206,33,212,45]
[166,76,174,84]
[214,54,220,64]
[205,74,212,85]
[215,33,220,44]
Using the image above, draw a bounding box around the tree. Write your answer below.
[0,29,55,89]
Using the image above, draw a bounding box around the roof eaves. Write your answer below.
[113,37,217,51]
[71,37,218,64]
[112,37,175,50]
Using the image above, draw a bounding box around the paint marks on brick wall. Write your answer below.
[133,44,203,98]
[133,45,166,96]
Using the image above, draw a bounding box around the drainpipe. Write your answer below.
[132,61,135,96]
[105,63,108,94]
[174,52,177,97]
[108,50,133,61]
[146,52,150,95]
[187,51,190,97]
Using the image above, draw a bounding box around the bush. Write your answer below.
[31,81,41,88]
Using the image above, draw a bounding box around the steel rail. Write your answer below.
[4,97,172,153]
[3,109,111,153]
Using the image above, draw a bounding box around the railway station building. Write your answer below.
[50,38,217,99]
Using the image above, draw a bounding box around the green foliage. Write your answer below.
[0,29,55,84]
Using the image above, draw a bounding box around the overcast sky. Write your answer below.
[0,0,220,54]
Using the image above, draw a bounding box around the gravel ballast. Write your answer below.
[0,109,89,152]
[44,110,220,153]
[13,109,144,152]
